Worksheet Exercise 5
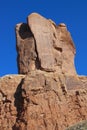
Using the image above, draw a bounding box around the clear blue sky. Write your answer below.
[0,0,87,76]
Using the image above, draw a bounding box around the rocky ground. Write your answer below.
[66,120,87,130]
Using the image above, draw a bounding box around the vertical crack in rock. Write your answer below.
[12,78,28,130]
[34,39,41,70]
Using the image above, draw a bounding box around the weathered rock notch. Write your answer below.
[16,13,76,75]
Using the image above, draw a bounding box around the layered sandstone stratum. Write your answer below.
[0,13,87,130]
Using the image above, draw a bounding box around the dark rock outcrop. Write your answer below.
[0,13,87,130]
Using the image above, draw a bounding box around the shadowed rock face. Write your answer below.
[16,23,37,74]
[16,13,76,75]
[1,13,87,130]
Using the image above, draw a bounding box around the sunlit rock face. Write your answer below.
[1,13,87,130]
[16,13,76,75]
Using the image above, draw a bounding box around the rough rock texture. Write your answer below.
[0,13,87,130]
[16,23,37,74]
[16,13,76,74]
[0,75,25,130]
[1,73,87,130]
[66,120,87,130]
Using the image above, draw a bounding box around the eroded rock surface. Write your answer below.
[0,73,87,130]
[0,13,87,130]
[16,23,37,74]
[16,13,76,74]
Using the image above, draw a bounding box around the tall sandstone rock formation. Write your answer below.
[0,13,87,130]
[16,13,76,75]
